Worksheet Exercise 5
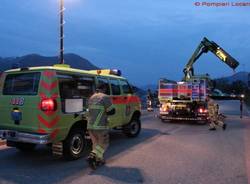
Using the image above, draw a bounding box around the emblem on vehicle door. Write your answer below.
[10,97,25,106]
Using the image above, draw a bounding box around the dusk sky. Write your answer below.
[0,0,250,86]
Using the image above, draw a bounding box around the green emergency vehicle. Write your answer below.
[0,65,141,160]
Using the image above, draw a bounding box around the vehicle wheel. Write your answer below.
[123,118,141,137]
[15,142,36,152]
[63,128,86,160]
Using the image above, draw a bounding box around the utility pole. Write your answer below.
[248,73,250,89]
[59,0,65,64]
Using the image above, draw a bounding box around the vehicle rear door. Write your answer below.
[57,73,95,138]
[0,72,41,133]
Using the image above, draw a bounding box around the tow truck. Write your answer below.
[158,37,239,122]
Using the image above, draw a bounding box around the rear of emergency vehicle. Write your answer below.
[0,68,61,150]
[158,79,208,122]
[0,67,142,160]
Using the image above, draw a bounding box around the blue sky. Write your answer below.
[0,0,250,86]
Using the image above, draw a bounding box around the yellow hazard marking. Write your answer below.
[216,49,227,62]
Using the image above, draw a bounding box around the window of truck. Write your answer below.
[120,80,133,94]
[97,77,111,95]
[57,73,95,113]
[3,72,41,95]
[110,79,121,95]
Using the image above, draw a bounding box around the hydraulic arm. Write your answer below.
[183,37,239,81]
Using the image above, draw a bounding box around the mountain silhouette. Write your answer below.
[215,71,249,85]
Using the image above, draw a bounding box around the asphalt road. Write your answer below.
[0,100,249,184]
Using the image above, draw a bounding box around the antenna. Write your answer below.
[59,0,65,64]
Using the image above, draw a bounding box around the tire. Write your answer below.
[123,118,141,138]
[14,142,36,152]
[63,128,86,160]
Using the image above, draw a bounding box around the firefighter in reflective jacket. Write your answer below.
[207,97,227,131]
[87,84,115,170]
[147,89,154,111]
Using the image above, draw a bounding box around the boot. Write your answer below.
[222,124,227,130]
[87,153,97,170]
[209,127,216,131]
[96,159,106,166]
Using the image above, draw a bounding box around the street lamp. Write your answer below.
[59,0,65,64]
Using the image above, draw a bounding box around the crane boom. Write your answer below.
[183,37,239,81]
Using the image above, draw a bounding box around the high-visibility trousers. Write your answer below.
[88,130,109,160]
[209,114,225,128]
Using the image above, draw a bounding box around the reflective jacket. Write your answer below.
[87,92,114,130]
[208,99,218,122]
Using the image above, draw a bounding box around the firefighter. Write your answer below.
[147,89,154,111]
[207,97,227,131]
[87,83,115,170]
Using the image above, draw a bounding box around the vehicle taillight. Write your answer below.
[41,99,57,111]
[198,108,207,113]
[160,107,168,112]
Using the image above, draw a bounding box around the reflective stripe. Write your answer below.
[93,109,104,128]
[89,104,104,110]
[89,105,105,128]
[88,105,109,129]
[88,93,111,130]
[106,105,113,112]
[93,145,105,159]
[96,145,104,154]
[112,96,140,104]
